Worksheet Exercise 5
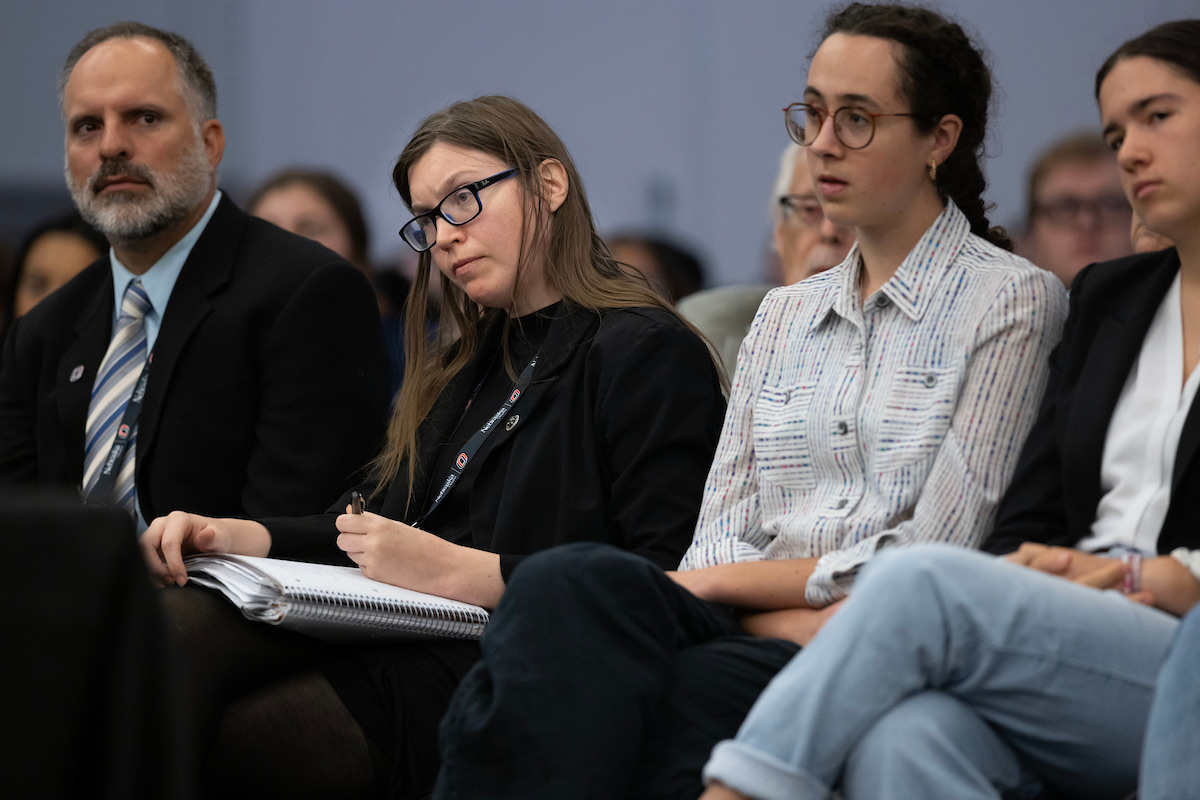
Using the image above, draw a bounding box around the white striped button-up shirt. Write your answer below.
[679,202,1067,606]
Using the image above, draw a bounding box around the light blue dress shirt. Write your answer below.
[105,190,222,531]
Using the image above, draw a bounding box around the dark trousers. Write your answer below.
[163,584,479,800]
[433,543,800,800]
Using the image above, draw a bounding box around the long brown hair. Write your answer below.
[373,95,714,503]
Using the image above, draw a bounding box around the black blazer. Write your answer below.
[985,247,1200,555]
[263,305,727,575]
[0,195,391,521]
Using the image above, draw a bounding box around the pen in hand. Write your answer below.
[350,490,365,515]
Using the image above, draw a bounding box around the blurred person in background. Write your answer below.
[1020,131,1132,288]
[2,210,107,346]
[249,168,411,391]
[248,168,371,276]
[680,143,854,377]
[773,142,855,284]
[610,232,706,303]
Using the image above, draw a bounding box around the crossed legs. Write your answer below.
[703,545,1179,800]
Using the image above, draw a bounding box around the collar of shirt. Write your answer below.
[108,190,223,353]
[810,200,970,330]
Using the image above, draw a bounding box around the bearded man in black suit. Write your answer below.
[0,22,390,544]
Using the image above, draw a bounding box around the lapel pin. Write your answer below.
[506,414,520,431]
[69,365,85,383]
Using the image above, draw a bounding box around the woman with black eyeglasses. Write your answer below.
[138,95,726,798]
[430,5,1067,799]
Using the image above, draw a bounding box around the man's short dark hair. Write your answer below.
[59,21,217,123]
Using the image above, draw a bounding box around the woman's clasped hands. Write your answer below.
[1006,541,1200,614]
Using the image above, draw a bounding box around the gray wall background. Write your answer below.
[3,0,1195,284]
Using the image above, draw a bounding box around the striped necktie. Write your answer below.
[82,279,152,516]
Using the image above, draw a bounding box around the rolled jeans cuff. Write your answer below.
[703,740,829,800]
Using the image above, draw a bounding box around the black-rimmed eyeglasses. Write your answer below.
[399,168,518,252]
[783,102,922,150]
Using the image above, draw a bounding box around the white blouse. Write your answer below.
[679,202,1068,606]
[1081,272,1200,555]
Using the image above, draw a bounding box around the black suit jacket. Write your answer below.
[263,305,726,574]
[0,195,391,521]
[985,247,1200,555]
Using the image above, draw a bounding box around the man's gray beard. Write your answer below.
[66,133,213,242]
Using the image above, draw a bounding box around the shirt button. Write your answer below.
[784,389,792,403]
[835,421,849,435]
[876,295,891,308]
[923,373,938,388]
[833,498,848,510]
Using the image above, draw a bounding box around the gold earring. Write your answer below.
[928,159,938,182]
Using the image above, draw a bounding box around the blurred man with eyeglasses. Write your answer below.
[680,143,853,378]
[1020,131,1133,288]
[772,142,854,284]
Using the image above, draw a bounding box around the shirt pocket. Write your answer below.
[875,367,958,472]
[753,383,817,490]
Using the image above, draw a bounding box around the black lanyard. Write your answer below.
[415,354,538,527]
[84,352,153,508]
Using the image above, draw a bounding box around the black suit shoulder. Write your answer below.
[231,214,357,280]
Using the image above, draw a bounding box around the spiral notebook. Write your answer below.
[184,554,489,643]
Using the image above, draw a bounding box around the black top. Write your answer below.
[985,247,1200,556]
[422,303,561,545]
[262,302,726,584]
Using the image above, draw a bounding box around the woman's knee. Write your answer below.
[845,545,1010,646]
[855,544,980,605]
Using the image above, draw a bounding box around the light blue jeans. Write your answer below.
[1141,602,1200,800]
[703,545,1180,800]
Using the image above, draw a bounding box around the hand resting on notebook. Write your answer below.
[142,505,508,608]
[141,511,270,587]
